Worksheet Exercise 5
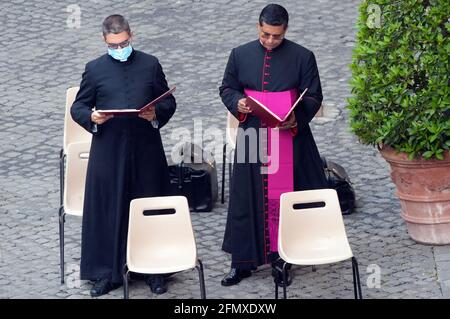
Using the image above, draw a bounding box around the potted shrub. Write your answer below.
[348,0,450,244]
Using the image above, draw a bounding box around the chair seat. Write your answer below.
[128,244,197,274]
[64,198,83,216]
[124,196,206,299]
[63,142,90,217]
[280,236,353,265]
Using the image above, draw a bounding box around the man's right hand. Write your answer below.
[237,98,252,114]
[91,111,113,124]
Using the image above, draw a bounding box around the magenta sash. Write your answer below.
[244,89,297,251]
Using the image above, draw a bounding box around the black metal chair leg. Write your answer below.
[59,150,66,284]
[59,207,65,284]
[196,259,206,299]
[352,257,363,299]
[228,161,232,187]
[282,262,288,299]
[275,279,279,299]
[122,266,129,299]
[352,259,357,299]
[221,144,227,204]
[59,150,65,206]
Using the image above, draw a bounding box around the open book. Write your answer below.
[97,86,176,115]
[246,88,308,127]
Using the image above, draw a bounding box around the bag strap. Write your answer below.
[322,157,353,184]
[327,166,346,181]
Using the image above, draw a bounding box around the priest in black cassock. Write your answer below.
[219,4,328,287]
[71,15,176,297]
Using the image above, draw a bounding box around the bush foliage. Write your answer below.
[348,0,449,159]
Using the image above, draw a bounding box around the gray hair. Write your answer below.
[102,15,131,36]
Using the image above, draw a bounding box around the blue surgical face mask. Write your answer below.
[108,45,133,62]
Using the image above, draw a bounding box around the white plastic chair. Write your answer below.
[62,87,92,152]
[58,141,90,283]
[221,112,239,203]
[60,87,91,207]
[122,196,206,299]
[59,86,92,283]
[275,189,362,299]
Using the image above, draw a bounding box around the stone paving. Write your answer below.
[0,0,448,299]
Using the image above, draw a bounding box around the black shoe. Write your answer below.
[90,278,122,297]
[146,275,167,295]
[271,267,292,287]
[221,268,252,286]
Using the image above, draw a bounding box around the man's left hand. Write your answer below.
[139,106,156,121]
[278,112,297,130]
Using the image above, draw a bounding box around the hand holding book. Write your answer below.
[91,111,113,125]
[138,106,156,122]
[97,86,176,116]
[277,112,297,130]
[237,98,252,114]
[244,88,308,128]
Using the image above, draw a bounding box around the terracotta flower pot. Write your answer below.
[379,145,450,245]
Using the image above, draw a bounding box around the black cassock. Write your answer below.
[219,39,328,270]
[71,50,176,283]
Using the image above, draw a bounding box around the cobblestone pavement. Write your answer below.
[0,0,449,299]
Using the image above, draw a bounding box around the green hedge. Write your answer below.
[348,0,450,159]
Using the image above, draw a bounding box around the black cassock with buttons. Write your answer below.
[219,39,328,270]
[71,50,176,283]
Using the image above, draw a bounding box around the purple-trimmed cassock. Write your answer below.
[219,39,328,270]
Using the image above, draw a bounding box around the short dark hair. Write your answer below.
[259,4,289,29]
[102,14,131,36]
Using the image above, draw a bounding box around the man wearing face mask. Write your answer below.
[71,14,176,297]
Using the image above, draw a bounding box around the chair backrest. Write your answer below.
[63,87,92,153]
[226,112,239,150]
[278,189,351,262]
[63,141,90,216]
[127,196,197,274]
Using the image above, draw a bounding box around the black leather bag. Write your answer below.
[321,157,355,215]
[168,143,218,212]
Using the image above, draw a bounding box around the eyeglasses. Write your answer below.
[260,31,284,41]
[106,39,131,49]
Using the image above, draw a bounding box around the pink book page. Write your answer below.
[245,88,307,127]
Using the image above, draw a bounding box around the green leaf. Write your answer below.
[422,151,434,159]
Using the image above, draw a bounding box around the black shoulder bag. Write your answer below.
[168,143,218,212]
[321,157,356,215]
